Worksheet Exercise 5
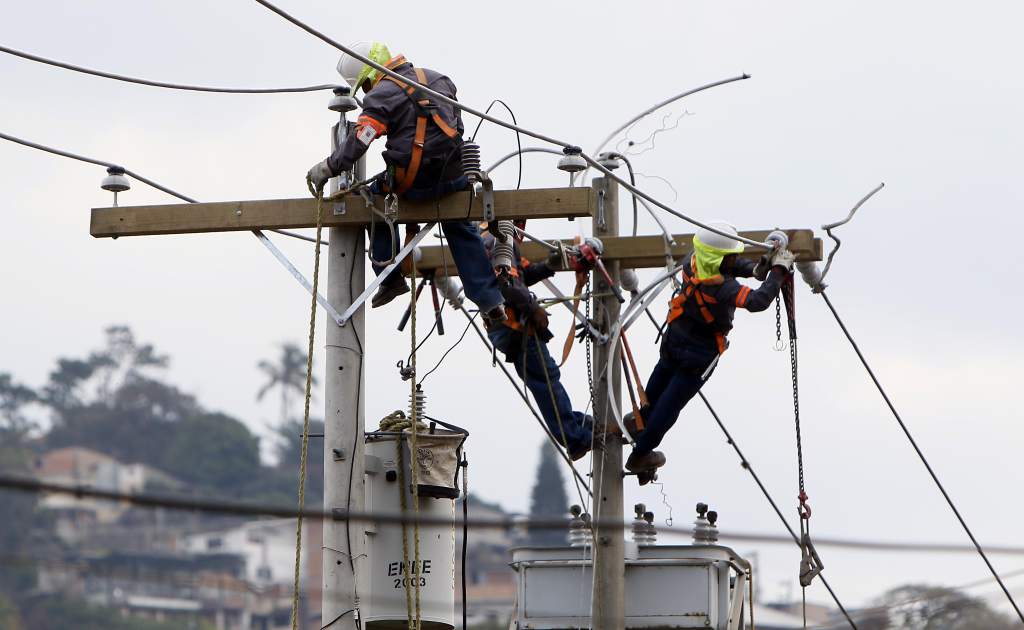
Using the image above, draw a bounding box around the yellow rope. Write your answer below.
[410,261,423,630]
[396,428,415,630]
[290,194,325,630]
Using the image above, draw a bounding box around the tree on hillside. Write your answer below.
[527,441,569,546]
[37,327,272,499]
[0,373,38,441]
[256,343,314,426]
[162,412,262,491]
[858,583,1016,630]
[273,418,325,502]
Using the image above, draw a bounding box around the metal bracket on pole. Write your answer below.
[481,177,496,223]
[253,230,345,326]
[337,222,436,327]
[332,121,357,217]
[596,182,608,230]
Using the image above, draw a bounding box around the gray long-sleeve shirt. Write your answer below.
[326,58,465,177]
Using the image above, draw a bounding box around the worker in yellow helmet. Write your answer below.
[306,42,506,323]
[625,223,794,476]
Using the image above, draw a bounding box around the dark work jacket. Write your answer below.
[667,257,784,351]
[481,231,555,341]
[327,59,465,181]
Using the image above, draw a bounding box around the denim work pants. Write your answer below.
[368,176,503,312]
[488,325,592,452]
[631,327,718,456]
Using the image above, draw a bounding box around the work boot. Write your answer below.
[568,440,592,462]
[625,450,666,473]
[371,278,410,308]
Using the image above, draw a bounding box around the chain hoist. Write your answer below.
[781,271,823,628]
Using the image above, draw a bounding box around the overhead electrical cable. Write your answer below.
[820,291,1024,625]
[0,43,337,93]
[0,129,316,245]
[248,0,766,248]
[699,392,858,629]
[5,474,1024,555]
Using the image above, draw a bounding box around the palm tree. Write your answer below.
[256,343,314,425]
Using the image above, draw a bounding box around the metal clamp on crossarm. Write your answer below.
[461,139,496,222]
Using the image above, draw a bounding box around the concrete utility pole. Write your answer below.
[590,176,625,630]
[321,119,365,630]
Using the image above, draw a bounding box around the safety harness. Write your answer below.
[378,57,461,195]
[665,255,742,355]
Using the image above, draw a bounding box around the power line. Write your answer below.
[819,290,1024,625]
[699,392,859,630]
[0,129,316,245]
[247,0,766,249]
[0,43,337,94]
[5,474,1024,557]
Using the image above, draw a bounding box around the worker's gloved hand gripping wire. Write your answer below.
[250,0,770,249]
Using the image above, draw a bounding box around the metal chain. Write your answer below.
[774,296,785,351]
[791,337,805,496]
[585,276,595,406]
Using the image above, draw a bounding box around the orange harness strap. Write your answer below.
[557,270,589,368]
[382,67,460,195]
[665,258,729,355]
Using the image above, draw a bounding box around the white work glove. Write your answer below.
[770,249,796,272]
[306,159,333,197]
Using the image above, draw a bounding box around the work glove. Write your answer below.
[546,248,573,271]
[753,254,771,281]
[770,249,796,272]
[530,306,550,331]
[306,159,333,197]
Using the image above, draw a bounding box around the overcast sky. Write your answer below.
[3,0,1024,614]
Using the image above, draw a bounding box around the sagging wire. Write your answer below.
[0,43,338,93]
[247,1,768,248]
[471,99,523,190]
[818,182,885,286]
[698,392,859,629]
[651,482,675,527]
[633,170,679,203]
[820,290,1024,625]
[0,129,315,245]
[418,310,478,385]
[453,304,593,499]
[614,109,695,158]
[574,74,750,184]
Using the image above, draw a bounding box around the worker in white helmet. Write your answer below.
[306,42,506,322]
[625,223,795,475]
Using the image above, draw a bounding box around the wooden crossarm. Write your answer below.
[90,187,593,238]
[414,229,823,276]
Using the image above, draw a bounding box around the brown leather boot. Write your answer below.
[625,450,666,473]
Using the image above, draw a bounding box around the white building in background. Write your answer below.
[180,518,309,586]
[34,446,180,539]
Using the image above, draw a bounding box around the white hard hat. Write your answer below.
[694,221,744,254]
[337,41,391,93]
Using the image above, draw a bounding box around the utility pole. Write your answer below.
[590,176,625,630]
[321,118,365,630]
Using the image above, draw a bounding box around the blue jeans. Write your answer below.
[632,327,718,456]
[369,176,503,311]
[488,326,592,451]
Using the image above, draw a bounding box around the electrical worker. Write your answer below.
[482,221,594,461]
[625,223,794,474]
[306,42,506,322]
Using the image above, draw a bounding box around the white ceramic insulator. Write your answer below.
[620,269,639,293]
